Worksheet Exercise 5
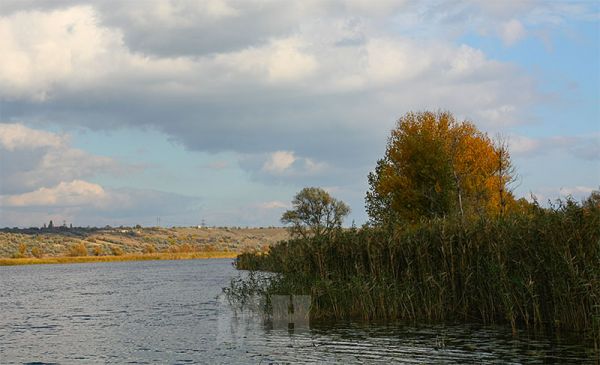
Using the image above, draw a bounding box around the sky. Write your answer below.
[0,0,598,228]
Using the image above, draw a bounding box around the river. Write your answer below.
[0,259,595,364]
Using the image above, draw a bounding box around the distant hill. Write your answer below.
[0,227,288,258]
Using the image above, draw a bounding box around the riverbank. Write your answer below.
[0,251,237,266]
[0,226,287,258]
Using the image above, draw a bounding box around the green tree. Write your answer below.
[366,158,399,226]
[281,187,351,238]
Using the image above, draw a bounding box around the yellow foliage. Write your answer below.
[92,246,104,256]
[31,247,43,258]
[111,246,124,256]
[12,243,28,259]
[370,111,516,222]
[68,243,88,257]
[19,243,28,256]
[143,244,157,254]
[168,243,196,253]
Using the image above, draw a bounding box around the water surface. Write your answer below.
[0,259,595,364]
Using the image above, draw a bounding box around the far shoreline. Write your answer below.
[0,251,238,267]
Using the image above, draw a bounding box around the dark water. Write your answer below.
[0,259,595,364]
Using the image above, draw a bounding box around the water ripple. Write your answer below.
[0,260,595,364]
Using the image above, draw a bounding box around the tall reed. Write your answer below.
[236,197,600,341]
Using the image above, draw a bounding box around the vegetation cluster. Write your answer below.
[237,197,599,335]
[233,111,600,347]
[0,226,286,261]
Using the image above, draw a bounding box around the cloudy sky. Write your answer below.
[0,0,598,228]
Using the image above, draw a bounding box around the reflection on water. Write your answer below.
[0,259,595,364]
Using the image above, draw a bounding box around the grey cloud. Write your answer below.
[2,85,389,169]
[0,0,405,58]
[91,0,409,58]
[0,32,537,171]
[0,2,543,166]
[1,0,595,229]
[93,1,301,57]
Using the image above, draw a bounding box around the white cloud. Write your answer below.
[559,186,596,197]
[257,151,330,179]
[0,3,542,164]
[304,158,327,174]
[134,0,240,26]
[0,184,203,227]
[258,200,289,209]
[0,123,126,194]
[215,36,318,83]
[266,38,318,83]
[0,5,198,101]
[1,180,107,207]
[500,19,526,45]
[529,185,598,203]
[0,123,64,150]
[365,38,432,83]
[0,6,120,100]
[509,133,600,160]
[0,4,537,124]
[262,151,296,173]
[0,1,596,227]
[0,122,203,226]
[509,135,540,155]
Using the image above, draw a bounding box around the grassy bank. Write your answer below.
[0,251,237,266]
[235,198,600,341]
[0,226,286,258]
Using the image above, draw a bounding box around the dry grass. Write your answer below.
[0,251,237,266]
[0,227,288,258]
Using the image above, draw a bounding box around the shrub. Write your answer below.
[18,243,28,257]
[31,246,43,258]
[143,244,156,254]
[179,243,194,253]
[11,251,25,259]
[92,246,104,256]
[167,243,195,253]
[111,246,124,256]
[68,243,88,257]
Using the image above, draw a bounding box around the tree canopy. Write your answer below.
[282,187,350,238]
[366,111,517,225]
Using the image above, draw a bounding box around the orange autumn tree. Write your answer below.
[366,111,516,225]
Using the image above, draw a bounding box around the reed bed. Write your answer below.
[0,251,236,266]
[235,198,600,342]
